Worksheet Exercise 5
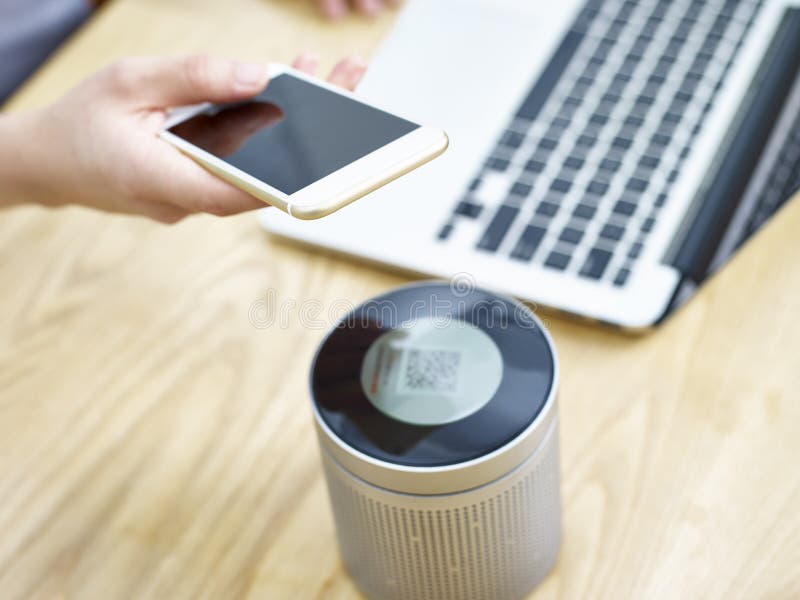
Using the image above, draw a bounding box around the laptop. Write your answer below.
[261,0,800,330]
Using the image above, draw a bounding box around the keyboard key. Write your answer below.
[612,136,632,150]
[539,138,558,151]
[525,158,547,173]
[588,55,605,68]
[600,223,625,241]
[556,166,579,181]
[614,268,632,286]
[536,201,560,217]
[636,30,653,45]
[583,125,603,143]
[679,78,699,96]
[477,205,520,251]
[626,177,649,192]
[629,102,650,119]
[654,193,667,208]
[631,39,648,57]
[664,113,683,130]
[569,144,591,161]
[580,248,613,279]
[455,200,484,219]
[487,157,510,172]
[551,178,572,193]
[510,225,546,261]
[618,124,639,141]
[684,69,702,83]
[545,251,571,270]
[625,49,643,64]
[599,157,621,172]
[641,217,656,233]
[438,223,453,240]
[559,101,580,120]
[573,203,597,219]
[638,155,660,169]
[545,123,566,140]
[608,78,627,95]
[606,18,625,37]
[613,200,637,216]
[552,116,571,129]
[595,99,616,118]
[628,241,643,258]
[559,227,584,244]
[500,130,525,148]
[605,147,625,163]
[612,71,631,86]
[651,132,671,147]
[601,92,621,104]
[468,178,481,191]
[587,180,610,195]
[565,156,585,170]
[624,114,644,128]
[511,182,533,197]
[594,38,614,59]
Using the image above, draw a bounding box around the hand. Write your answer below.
[0,53,366,222]
[314,0,401,19]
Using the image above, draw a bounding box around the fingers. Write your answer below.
[352,0,382,17]
[103,55,269,108]
[292,52,320,75]
[291,53,366,90]
[317,0,348,19]
[316,0,402,19]
[326,56,367,91]
[135,137,266,217]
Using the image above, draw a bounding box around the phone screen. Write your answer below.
[168,73,420,195]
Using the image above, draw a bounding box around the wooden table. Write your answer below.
[1,1,798,598]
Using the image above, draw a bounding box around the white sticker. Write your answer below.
[360,318,503,426]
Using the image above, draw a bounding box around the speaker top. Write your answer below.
[311,281,557,478]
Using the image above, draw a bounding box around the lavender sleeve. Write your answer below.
[0,0,92,103]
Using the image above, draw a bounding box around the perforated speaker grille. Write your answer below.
[320,421,561,600]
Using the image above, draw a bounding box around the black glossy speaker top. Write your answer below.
[311,282,556,467]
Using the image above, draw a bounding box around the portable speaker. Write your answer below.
[311,281,561,600]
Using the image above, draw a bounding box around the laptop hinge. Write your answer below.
[667,7,800,285]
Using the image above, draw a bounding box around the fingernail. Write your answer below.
[234,62,268,87]
[348,55,369,71]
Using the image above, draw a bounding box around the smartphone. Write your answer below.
[160,64,448,219]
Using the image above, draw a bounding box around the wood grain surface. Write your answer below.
[1,1,799,598]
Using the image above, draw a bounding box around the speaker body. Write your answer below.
[311,282,561,600]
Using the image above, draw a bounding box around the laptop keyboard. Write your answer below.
[438,0,764,287]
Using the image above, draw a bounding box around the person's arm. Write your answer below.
[0,53,365,222]
[314,0,401,19]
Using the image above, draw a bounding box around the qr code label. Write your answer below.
[398,348,461,395]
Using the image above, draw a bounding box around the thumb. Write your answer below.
[106,55,269,107]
